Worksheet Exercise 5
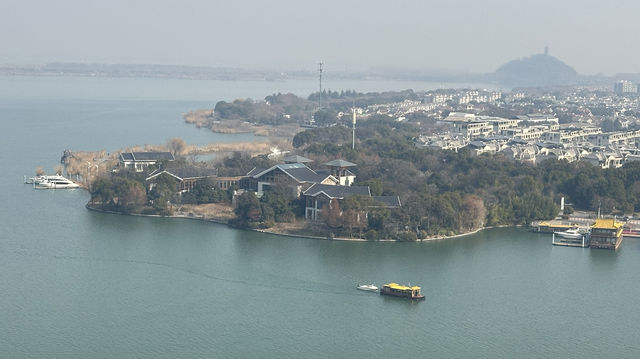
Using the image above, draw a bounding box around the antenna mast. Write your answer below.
[318,61,323,109]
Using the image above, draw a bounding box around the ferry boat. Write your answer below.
[379,282,424,299]
[33,174,80,189]
[356,284,378,292]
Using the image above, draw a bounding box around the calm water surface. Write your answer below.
[1,76,639,358]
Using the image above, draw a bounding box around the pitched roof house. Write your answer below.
[119,151,175,172]
[302,183,371,220]
[145,166,217,192]
[241,163,338,196]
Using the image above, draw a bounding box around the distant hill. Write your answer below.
[491,54,579,87]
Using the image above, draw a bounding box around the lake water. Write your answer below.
[1,76,639,358]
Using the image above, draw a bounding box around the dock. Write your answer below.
[552,232,590,248]
[537,218,627,250]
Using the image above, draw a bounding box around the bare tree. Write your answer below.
[460,195,486,231]
[167,137,186,157]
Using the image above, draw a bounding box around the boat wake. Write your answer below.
[14,251,367,297]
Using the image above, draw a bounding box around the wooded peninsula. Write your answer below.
[83,89,640,240]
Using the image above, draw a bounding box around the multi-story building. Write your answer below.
[543,127,601,144]
[590,218,624,250]
[614,80,635,95]
[589,130,640,147]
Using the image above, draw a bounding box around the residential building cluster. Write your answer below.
[348,85,640,169]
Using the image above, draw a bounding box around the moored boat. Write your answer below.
[357,284,378,292]
[379,282,424,299]
[34,174,80,189]
[554,228,584,240]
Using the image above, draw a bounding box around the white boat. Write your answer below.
[554,228,584,240]
[34,174,80,189]
[25,175,47,184]
[357,284,378,292]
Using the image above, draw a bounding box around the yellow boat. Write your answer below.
[380,283,425,299]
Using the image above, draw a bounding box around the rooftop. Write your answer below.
[283,155,313,163]
[324,159,356,167]
[120,151,175,162]
[592,218,624,230]
[303,183,370,199]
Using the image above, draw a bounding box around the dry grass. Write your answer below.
[176,203,236,223]
[183,109,213,127]
[183,109,305,139]
[61,150,118,186]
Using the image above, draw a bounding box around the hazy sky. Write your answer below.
[2,0,638,75]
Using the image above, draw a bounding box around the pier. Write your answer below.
[536,217,627,250]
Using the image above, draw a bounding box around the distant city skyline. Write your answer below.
[2,0,639,75]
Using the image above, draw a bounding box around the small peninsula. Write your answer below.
[59,83,640,241]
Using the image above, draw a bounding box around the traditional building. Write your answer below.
[590,218,624,250]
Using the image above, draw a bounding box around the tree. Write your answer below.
[167,137,186,157]
[89,175,148,214]
[342,195,379,238]
[260,185,295,223]
[233,192,262,228]
[459,195,486,231]
[321,199,343,229]
[313,109,338,127]
[188,178,227,204]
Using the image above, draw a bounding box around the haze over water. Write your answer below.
[2,76,640,358]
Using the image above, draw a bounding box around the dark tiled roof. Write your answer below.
[283,167,328,183]
[246,167,265,177]
[303,183,370,199]
[324,159,356,167]
[134,151,174,161]
[146,167,217,181]
[166,167,217,180]
[283,155,313,163]
[120,151,175,162]
[251,163,323,183]
[372,196,402,208]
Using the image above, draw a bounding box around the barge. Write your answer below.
[379,283,424,300]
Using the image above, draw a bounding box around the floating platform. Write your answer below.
[552,232,590,248]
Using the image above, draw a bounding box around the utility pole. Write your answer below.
[318,61,323,110]
[352,101,356,150]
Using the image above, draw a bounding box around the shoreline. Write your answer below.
[85,204,513,242]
